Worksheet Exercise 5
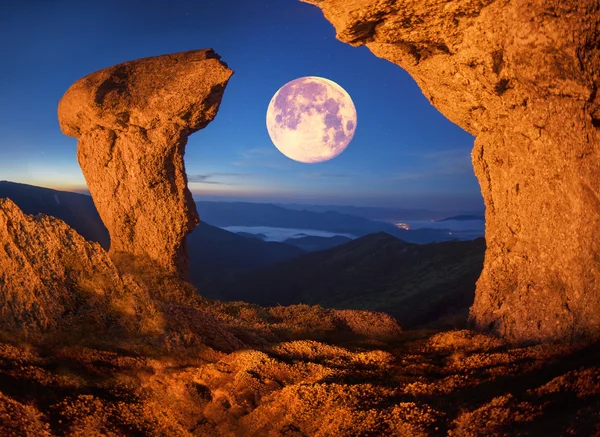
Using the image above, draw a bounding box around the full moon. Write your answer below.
[266,76,357,163]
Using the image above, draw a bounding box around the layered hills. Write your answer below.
[0,182,305,291]
[0,181,482,328]
[196,200,463,243]
[187,221,304,289]
[209,233,485,328]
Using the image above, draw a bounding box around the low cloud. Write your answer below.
[239,147,275,159]
[233,160,287,169]
[188,172,245,185]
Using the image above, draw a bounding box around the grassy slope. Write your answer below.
[187,221,305,290]
[211,233,485,328]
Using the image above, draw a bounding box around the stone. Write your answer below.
[58,49,233,278]
[302,0,600,343]
[0,198,120,335]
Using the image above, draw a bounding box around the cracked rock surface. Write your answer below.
[303,0,600,342]
[58,49,233,278]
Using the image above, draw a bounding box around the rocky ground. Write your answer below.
[1,199,599,435]
[1,277,599,437]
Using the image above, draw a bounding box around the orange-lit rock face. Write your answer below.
[58,49,233,278]
[0,199,121,335]
[303,0,600,343]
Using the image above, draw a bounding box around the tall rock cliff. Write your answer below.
[58,49,233,278]
[302,0,600,342]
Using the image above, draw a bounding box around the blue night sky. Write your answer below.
[0,0,483,211]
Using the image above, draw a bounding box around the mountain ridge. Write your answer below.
[206,232,486,328]
[0,181,305,290]
[283,234,353,251]
[196,200,465,243]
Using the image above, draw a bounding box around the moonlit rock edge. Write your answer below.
[0,198,123,335]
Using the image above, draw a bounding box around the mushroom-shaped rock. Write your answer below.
[303,0,600,343]
[58,49,233,278]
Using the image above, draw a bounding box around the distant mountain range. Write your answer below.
[196,201,464,243]
[206,233,485,328]
[283,235,352,252]
[274,203,485,222]
[0,182,304,289]
[274,203,441,221]
[1,181,485,327]
[188,222,304,289]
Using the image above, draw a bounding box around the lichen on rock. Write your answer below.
[58,49,234,279]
